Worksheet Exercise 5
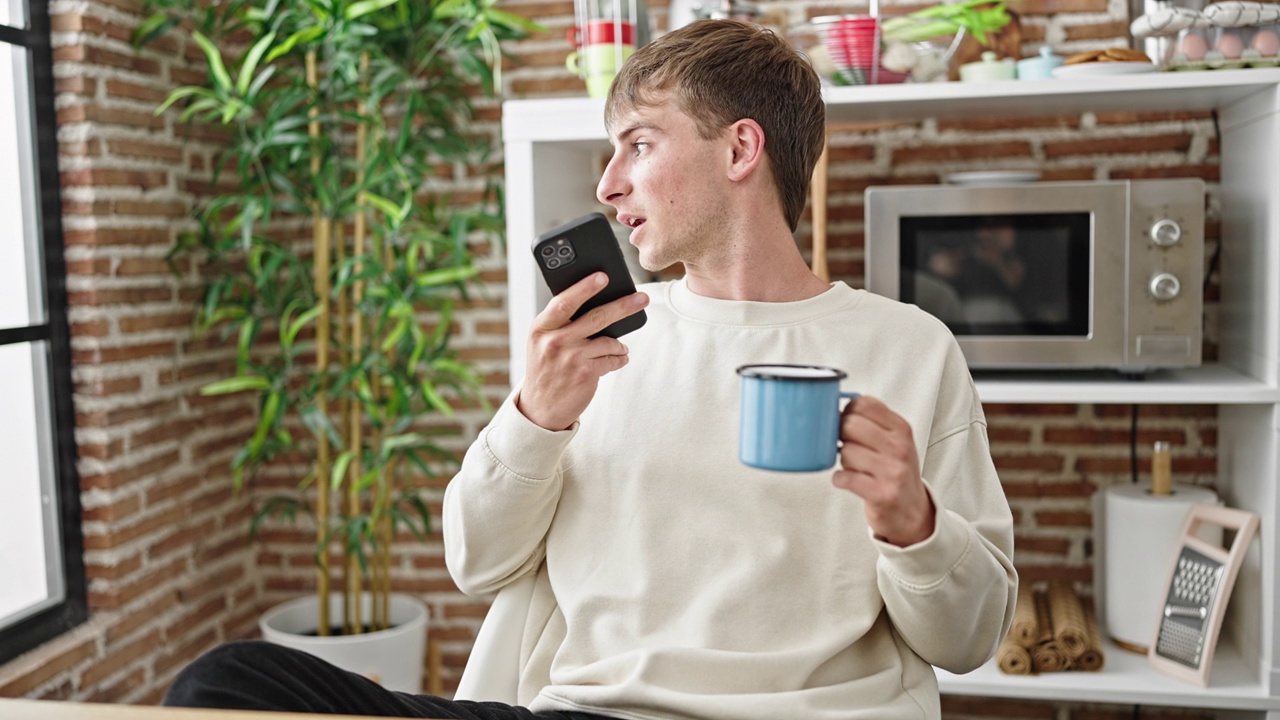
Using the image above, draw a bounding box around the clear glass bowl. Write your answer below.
[789,15,965,85]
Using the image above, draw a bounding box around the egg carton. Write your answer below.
[1131,2,1280,70]
[1166,23,1280,71]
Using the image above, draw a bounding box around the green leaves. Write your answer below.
[265,26,324,63]
[898,0,1012,47]
[483,7,541,34]
[431,0,470,21]
[284,305,323,349]
[237,31,278,95]
[145,0,532,619]
[201,375,272,395]
[331,450,355,491]
[192,31,234,92]
[345,0,401,21]
[414,264,478,288]
[132,12,180,48]
[250,391,282,454]
[362,191,408,227]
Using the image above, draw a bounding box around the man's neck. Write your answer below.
[681,237,832,302]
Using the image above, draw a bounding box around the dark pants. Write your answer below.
[163,640,616,720]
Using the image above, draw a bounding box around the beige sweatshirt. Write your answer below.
[444,280,1017,720]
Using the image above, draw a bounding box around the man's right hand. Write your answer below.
[516,272,649,431]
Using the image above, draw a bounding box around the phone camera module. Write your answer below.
[539,238,575,270]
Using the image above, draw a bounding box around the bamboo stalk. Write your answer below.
[372,471,387,630]
[335,218,352,635]
[378,459,396,629]
[336,218,349,455]
[427,635,442,695]
[811,138,830,282]
[347,52,371,635]
[369,370,384,631]
[377,237,395,630]
[306,49,332,638]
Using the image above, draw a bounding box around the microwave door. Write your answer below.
[890,195,1129,368]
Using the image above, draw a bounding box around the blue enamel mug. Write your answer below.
[737,364,860,472]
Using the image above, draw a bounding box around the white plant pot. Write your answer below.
[260,592,429,692]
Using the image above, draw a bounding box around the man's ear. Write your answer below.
[725,118,766,183]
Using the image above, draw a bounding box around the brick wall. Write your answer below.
[0,0,1232,717]
[0,0,509,703]
[0,0,266,703]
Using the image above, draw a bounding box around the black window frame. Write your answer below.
[0,0,88,666]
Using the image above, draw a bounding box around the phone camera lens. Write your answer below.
[557,247,573,258]
[546,257,561,269]
[540,245,555,257]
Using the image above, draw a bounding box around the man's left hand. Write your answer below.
[833,395,936,547]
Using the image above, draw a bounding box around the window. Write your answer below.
[0,0,87,665]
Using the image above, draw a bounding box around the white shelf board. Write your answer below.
[503,69,1280,144]
[973,364,1280,405]
[823,67,1280,124]
[937,637,1280,711]
[503,97,608,144]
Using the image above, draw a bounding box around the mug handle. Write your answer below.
[840,391,861,401]
[566,51,583,75]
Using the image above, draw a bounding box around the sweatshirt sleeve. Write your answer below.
[443,395,575,597]
[873,384,1018,674]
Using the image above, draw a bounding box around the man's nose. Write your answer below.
[596,156,625,205]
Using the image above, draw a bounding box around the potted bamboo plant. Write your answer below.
[134,0,535,692]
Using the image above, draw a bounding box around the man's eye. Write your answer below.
[632,142,649,155]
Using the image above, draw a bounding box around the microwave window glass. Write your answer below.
[899,212,1091,336]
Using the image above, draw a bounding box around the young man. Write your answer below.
[444,17,1015,720]
[164,19,1015,720]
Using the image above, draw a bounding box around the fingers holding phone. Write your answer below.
[519,215,650,431]
[521,273,647,431]
[537,271,647,340]
[534,213,647,339]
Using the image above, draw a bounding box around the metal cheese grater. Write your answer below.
[1153,545,1223,668]
[1149,503,1258,686]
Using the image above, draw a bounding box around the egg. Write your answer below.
[1217,31,1245,59]
[1178,33,1208,60]
[1252,29,1280,57]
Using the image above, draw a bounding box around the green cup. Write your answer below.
[566,43,635,99]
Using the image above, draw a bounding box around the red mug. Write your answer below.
[567,19,636,48]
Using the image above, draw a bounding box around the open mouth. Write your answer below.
[619,214,646,230]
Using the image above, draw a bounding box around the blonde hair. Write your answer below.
[606,19,826,232]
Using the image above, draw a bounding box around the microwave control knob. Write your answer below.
[1149,273,1182,301]
[1150,219,1182,247]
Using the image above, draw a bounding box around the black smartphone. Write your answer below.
[533,212,647,338]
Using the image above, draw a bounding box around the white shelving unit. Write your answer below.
[501,68,1280,718]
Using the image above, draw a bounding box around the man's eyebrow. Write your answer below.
[613,124,657,144]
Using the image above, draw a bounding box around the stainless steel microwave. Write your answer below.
[864,179,1205,372]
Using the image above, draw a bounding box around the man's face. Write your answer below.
[596,96,729,273]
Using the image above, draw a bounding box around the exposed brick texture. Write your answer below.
[0,0,1229,717]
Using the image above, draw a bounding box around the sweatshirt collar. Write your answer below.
[665,278,862,327]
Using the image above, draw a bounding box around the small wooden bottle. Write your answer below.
[1151,440,1172,496]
